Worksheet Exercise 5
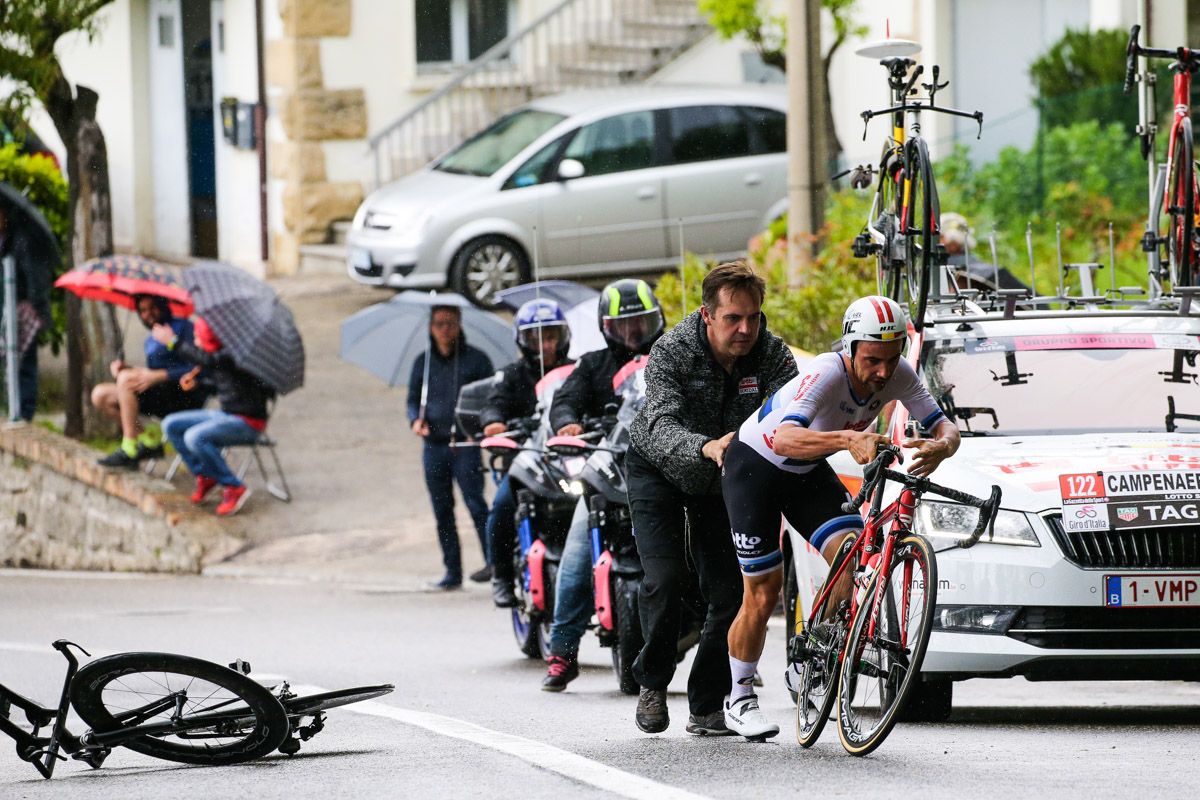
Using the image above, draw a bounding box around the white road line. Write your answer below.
[292,684,714,800]
[0,643,713,800]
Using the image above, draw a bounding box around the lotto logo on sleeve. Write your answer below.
[739,376,759,395]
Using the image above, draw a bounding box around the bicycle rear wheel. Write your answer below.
[836,534,937,756]
[71,652,289,766]
[281,685,394,717]
[903,138,939,331]
[794,537,854,748]
[873,146,905,302]
[1167,118,1197,287]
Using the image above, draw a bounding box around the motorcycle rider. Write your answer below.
[541,279,665,691]
[483,298,573,607]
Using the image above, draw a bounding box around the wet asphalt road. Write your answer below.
[0,569,1194,799]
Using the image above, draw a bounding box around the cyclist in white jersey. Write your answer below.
[718,295,961,739]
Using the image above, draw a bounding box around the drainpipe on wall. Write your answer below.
[255,0,269,263]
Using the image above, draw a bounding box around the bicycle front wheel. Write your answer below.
[795,537,854,748]
[71,652,289,766]
[836,534,937,756]
[1167,118,1197,287]
[903,138,940,330]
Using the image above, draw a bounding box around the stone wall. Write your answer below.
[0,425,242,573]
[268,0,366,274]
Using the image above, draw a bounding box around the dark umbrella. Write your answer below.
[55,255,194,317]
[0,180,61,319]
[180,261,305,395]
[339,291,517,417]
[494,280,603,357]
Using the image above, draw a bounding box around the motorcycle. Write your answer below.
[477,365,583,660]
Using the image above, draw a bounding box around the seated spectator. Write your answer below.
[94,295,208,468]
[154,317,273,517]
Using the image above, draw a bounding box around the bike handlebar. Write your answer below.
[840,445,1003,549]
[1124,24,1141,94]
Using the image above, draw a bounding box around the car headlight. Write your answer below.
[363,210,433,234]
[932,605,1019,634]
[916,501,1040,549]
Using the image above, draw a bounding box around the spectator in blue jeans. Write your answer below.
[408,305,494,590]
[155,317,273,517]
[480,298,573,607]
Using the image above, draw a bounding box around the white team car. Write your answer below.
[784,301,1200,719]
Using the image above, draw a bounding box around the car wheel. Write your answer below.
[452,235,529,309]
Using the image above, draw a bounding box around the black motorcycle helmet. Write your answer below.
[597,279,664,355]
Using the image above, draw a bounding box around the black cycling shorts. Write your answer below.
[721,436,862,576]
[139,382,207,419]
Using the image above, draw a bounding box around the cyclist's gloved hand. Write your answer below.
[903,437,953,477]
[848,432,890,465]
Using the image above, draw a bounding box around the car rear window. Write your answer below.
[742,106,786,154]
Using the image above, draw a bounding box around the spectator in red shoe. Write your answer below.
[154,317,273,517]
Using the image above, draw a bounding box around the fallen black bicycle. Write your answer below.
[0,640,393,778]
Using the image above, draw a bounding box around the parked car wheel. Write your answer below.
[452,235,529,309]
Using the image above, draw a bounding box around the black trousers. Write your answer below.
[626,448,742,716]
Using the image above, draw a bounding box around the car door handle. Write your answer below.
[636,187,657,200]
[745,173,763,187]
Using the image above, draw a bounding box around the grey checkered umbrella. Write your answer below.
[181,261,305,394]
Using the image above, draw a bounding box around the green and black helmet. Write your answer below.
[597,278,665,354]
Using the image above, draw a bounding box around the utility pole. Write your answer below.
[787,0,827,286]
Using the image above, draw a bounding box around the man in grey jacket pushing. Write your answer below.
[626,262,797,735]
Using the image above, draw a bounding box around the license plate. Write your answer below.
[348,247,372,271]
[1105,574,1200,607]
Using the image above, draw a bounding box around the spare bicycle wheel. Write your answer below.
[836,534,937,756]
[1167,117,1197,288]
[71,652,289,766]
[903,138,940,331]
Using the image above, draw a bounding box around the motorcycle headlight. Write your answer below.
[916,501,1040,549]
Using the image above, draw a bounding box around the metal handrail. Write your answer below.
[369,0,707,187]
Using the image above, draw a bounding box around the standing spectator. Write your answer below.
[154,317,271,517]
[482,298,573,606]
[0,204,53,421]
[541,279,663,691]
[408,305,494,590]
[626,262,797,735]
[93,295,208,468]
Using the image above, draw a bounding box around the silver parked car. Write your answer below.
[347,86,789,306]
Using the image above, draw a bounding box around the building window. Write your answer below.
[416,0,513,69]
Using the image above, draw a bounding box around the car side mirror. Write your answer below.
[557,158,585,181]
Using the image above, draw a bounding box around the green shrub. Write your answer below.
[656,189,874,353]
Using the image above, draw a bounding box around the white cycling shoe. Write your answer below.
[723,694,780,741]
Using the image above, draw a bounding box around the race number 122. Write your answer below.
[1060,473,1104,500]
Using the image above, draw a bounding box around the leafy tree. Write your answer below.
[1028,28,1138,134]
[698,0,867,172]
[0,0,121,437]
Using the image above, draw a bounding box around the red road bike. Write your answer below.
[789,445,1000,756]
[1125,24,1200,287]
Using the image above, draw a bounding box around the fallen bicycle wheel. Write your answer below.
[71,652,289,766]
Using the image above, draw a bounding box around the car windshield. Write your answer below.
[922,332,1200,435]
[434,109,565,177]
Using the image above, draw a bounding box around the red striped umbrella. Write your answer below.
[54,255,194,317]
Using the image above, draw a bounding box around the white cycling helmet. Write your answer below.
[841,295,907,355]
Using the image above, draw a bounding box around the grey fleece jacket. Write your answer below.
[630,310,798,495]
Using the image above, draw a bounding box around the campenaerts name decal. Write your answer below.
[1060,470,1200,531]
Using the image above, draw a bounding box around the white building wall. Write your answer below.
[30,0,155,255]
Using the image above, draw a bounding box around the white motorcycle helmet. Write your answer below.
[841,295,907,356]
